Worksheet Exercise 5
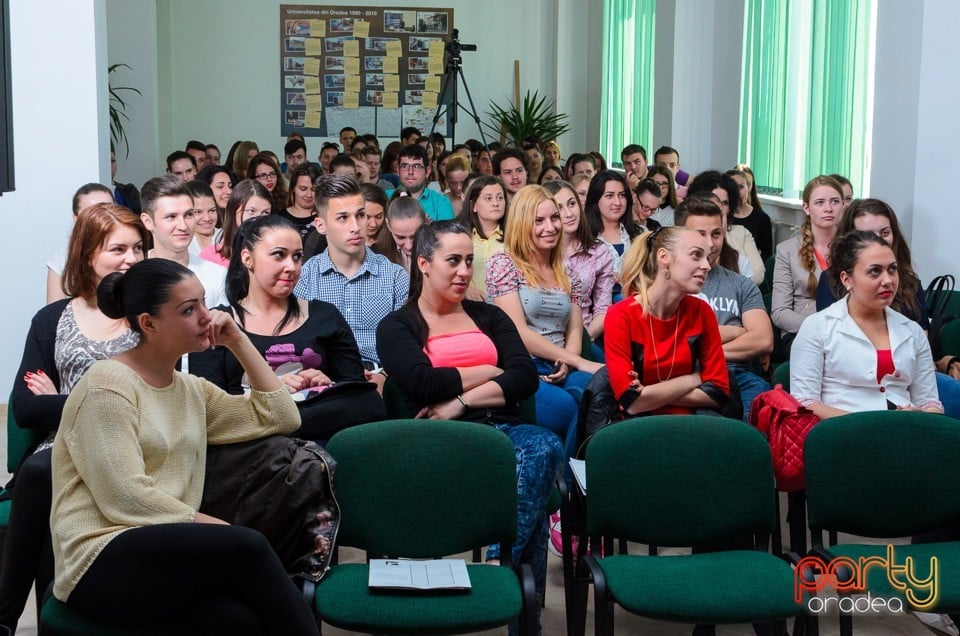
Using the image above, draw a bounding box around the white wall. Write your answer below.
[911,0,960,282]
[106,0,160,188]
[154,0,574,161]
[0,0,109,399]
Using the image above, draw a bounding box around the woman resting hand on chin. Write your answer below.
[49,258,318,634]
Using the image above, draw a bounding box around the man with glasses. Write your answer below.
[385,145,454,220]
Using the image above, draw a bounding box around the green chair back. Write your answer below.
[940,318,960,357]
[805,411,960,538]
[760,254,776,296]
[326,419,517,557]
[585,415,776,546]
[772,361,790,392]
[7,391,42,474]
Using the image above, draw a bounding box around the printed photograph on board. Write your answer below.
[417,12,448,34]
[384,10,416,33]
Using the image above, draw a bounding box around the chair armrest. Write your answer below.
[515,562,537,636]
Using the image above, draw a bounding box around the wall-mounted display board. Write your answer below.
[280,5,453,138]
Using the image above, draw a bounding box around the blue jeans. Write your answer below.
[484,422,563,632]
[731,365,771,423]
[936,372,960,419]
[532,358,593,462]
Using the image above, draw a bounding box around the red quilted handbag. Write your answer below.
[749,385,821,492]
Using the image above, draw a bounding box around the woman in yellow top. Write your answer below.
[458,175,507,300]
[50,258,319,634]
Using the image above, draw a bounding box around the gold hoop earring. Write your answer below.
[663,268,671,280]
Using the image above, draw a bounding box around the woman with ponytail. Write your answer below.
[604,226,730,415]
[49,257,319,633]
[771,175,843,350]
[189,214,368,440]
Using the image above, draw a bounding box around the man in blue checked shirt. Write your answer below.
[295,174,409,393]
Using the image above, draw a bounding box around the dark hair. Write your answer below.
[829,173,852,191]
[381,141,403,174]
[218,179,272,261]
[63,203,149,299]
[428,132,445,150]
[687,170,741,213]
[358,133,380,149]
[464,139,483,154]
[458,175,507,241]
[829,230,894,298]
[141,175,192,217]
[566,153,596,177]
[320,141,340,153]
[314,173,361,217]
[247,152,287,211]
[404,220,472,344]
[673,192,723,226]
[185,180,214,201]
[654,146,680,161]
[620,144,647,162]
[71,182,113,215]
[197,164,234,186]
[339,126,357,136]
[205,143,220,154]
[401,126,421,141]
[226,215,302,334]
[634,178,661,200]
[648,164,679,209]
[284,139,307,156]
[585,170,639,239]
[166,150,195,171]
[359,182,388,210]
[537,165,564,184]
[185,140,206,153]
[542,179,598,249]
[397,144,429,166]
[835,198,920,318]
[492,147,529,178]
[97,258,194,334]
[329,154,356,173]
[589,151,608,172]
[286,162,322,208]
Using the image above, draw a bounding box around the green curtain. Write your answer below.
[600,0,656,165]
[738,0,790,194]
[739,0,873,197]
[804,0,873,189]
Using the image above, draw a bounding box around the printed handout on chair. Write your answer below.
[368,559,472,590]
[569,458,587,493]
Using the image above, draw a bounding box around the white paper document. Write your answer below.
[368,558,472,590]
[569,458,587,493]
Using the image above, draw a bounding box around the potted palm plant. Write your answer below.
[484,90,570,146]
[109,63,141,157]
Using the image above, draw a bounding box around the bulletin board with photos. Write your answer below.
[280,5,453,139]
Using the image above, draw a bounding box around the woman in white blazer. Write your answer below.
[791,230,942,419]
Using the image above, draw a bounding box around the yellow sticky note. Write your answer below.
[309,20,326,37]
[421,91,438,109]
[343,39,360,58]
[305,77,321,94]
[383,56,399,74]
[305,94,323,112]
[305,111,322,129]
[304,58,320,76]
[353,20,370,39]
[383,74,400,93]
[385,40,402,57]
[305,38,323,57]
[344,57,360,75]
[383,92,399,109]
[344,74,361,92]
[428,40,444,58]
[344,93,359,109]
[428,59,444,76]
[425,75,441,92]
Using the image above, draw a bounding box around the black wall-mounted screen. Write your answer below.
[0,0,13,195]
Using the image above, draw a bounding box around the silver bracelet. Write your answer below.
[456,394,469,409]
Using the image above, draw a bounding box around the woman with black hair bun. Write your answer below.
[49,257,319,633]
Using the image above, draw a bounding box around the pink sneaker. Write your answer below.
[548,512,578,557]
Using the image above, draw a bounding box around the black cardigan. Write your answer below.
[376,300,538,424]
[11,298,71,433]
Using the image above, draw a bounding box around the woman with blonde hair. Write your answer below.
[443,153,471,209]
[486,185,603,465]
[542,140,562,167]
[604,226,730,416]
[771,175,843,350]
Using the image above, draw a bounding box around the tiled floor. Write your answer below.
[0,403,936,635]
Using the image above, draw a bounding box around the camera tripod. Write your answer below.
[429,29,490,150]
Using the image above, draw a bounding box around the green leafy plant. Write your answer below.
[484,90,570,146]
[109,63,142,157]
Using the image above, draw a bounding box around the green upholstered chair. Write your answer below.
[313,419,537,635]
[40,597,196,635]
[574,415,803,636]
[772,360,790,392]
[760,254,777,297]
[1,391,44,557]
[804,411,960,636]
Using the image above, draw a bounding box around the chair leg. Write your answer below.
[838,613,852,636]
[787,491,807,554]
[517,563,537,636]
